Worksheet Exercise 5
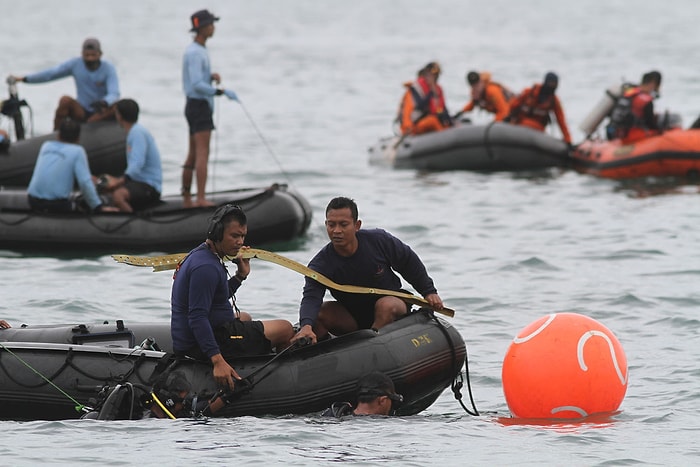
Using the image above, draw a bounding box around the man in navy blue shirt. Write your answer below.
[171,204,294,390]
[293,197,444,344]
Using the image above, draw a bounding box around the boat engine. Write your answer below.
[658,111,683,131]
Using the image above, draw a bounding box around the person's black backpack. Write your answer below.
[606,84,638,140]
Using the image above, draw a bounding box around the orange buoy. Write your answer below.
[502,312,628,419]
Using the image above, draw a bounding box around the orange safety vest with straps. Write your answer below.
[607,86,658,142]
[510,84,555,125]
[395,77,451,135]
[474,82,514,111]
[509,84,572,143]
[463,80,514,121]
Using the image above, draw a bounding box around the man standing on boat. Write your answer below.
[170,204,294,391]
[181,9,239,208]
[292,197,444,344]
[9,38,120,131]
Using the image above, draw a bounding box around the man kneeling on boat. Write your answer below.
[292,197,444,345]
[171,204,295,391]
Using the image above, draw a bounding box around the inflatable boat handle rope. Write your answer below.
[112,249,454,318]
[0,342,91,414]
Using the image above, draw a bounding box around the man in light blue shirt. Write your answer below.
[181,9,238,208]
[27,119,112,213]
[10,38,120,130]
[99,99,162,212]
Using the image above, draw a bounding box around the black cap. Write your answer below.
[190,9,220,32]
[356,372,403,404]
[642,70,662,86]
[544,72,559,86]
[466,71,480,85]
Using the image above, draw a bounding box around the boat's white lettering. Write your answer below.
[411,334,432,347]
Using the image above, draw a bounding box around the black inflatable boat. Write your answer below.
[0,184,312,253]
[0,310,466,420]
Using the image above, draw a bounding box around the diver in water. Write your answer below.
[322,372,404,418]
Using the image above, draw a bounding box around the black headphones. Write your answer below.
[207,204,244,242]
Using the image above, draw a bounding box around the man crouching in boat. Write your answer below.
[170,204,294,391]
[292,197,443,345]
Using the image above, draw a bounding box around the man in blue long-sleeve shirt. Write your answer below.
[27,119,116,214]
[98,98,162,212]
[10,38,120,131]
[180,9,238,208]
[292,197,444,344]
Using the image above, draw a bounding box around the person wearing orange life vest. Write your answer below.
[606,70,662,144]
[507,72,572,145]
[457,71,514,122]
[396,62,453,135]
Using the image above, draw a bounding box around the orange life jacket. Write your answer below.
[474,82,513,111]
[510,84,572,143]
[395,77,451,135]
[511,84,556,126]
[608,87,657,142]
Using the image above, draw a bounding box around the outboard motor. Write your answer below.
[0,76,30,141]
[658,111,683,131]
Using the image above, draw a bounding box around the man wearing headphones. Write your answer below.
[171,204,294,391]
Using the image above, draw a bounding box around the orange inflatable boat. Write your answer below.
[570,129,700,179]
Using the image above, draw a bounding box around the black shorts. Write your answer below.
[213,319,272,360]
[185,98,215,134]
[180,319,271,361]
[124,179,160,210]
[342,290,412,329]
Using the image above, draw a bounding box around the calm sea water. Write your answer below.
[2,0,700,465]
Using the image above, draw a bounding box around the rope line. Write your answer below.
[0,342,88,413]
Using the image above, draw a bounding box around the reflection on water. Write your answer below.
[613,177,700,198]
[495,411,621,432]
